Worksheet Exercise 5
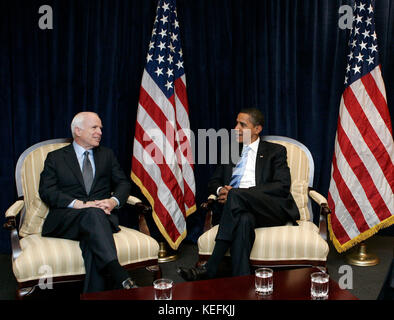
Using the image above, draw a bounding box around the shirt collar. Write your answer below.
[73,141,93,158]
[244,137,260,153]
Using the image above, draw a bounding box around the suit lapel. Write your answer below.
[90,146,103,192]
[255,140,267,186]
[63,144,86,190]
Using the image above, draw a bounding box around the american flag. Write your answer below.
[131,0,196,250]
[327,0,394,253]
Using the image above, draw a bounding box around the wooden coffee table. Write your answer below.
[80,267,357,300]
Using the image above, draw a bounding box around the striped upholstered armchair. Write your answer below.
[4,139,161,298]
[198,136,330,268]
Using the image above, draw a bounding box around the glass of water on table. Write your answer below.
[153,278,173,300]
[255,268,273,295]
[310,271,329,299]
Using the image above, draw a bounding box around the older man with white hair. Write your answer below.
[39,111,135,293]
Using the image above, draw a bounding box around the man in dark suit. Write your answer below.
[178,108,299,280]
[39,111,136,293]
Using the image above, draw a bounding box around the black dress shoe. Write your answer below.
[177,265,208,281]
[122,278,138,289]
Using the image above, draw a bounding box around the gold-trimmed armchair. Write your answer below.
[198,136,330,269]
[3,138,161,298]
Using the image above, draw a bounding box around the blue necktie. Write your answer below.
[229,146,250,188]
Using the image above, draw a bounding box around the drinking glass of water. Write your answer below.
[310,272,329,299]
[255,268,273,295]
[153,278,173,300]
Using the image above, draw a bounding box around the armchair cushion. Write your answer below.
[198,222,329,262]
[13,226,159,283]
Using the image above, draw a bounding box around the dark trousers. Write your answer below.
[212,188,289,276]
[43,208,119,293]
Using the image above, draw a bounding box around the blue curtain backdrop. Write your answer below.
[0,0,393,253]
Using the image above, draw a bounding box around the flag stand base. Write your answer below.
[158,241,178,263]
[345,242,379,267]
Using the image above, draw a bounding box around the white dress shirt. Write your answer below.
[238,137,259,188]
[216,137,260,195]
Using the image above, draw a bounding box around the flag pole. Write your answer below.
[345,241,379,266]
[158,241,178,263]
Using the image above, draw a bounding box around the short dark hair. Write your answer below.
[239,108,264,127]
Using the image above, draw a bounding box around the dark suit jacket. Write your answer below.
[39,143,131,236]
[208,139,299,224]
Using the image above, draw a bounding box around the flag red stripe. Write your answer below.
[139,87,177,151]
[132,156,181,241]
[336,117,392,220]
[167,92,191,168]
[175,77,190,114]
[141,80,194,173]
[173,78,190,153]
[134,122,187,216]
[140,87,188,167]
[172,83,194,166]
[134,123,186,216]
[139,88,184,167]
[176,131,194,167]
[327,191,351,244]
[361,73,393,135]
[330,153,370,233]
[343,87,393,190]
[182,178,195,208]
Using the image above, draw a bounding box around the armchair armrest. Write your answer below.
[308,189,327,206]
[208,194,217,201]
[126,195,152,236]
[127,195,143,206]
[4,200,24,261]
[201,195,217,233]
[308,188,331,241]
[127,195,152,215]
[201,194,217,210]
[5,199,24,218]
[4,199,24,230]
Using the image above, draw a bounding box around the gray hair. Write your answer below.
[70,112,98,138]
